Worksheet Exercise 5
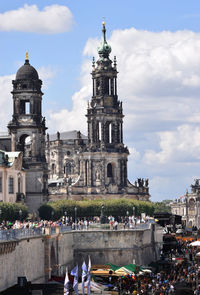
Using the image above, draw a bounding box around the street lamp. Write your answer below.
[51,210,54,221]
[133,207,135,216]
[0,208,2,223]
[64,211,67,224]
[74,207,77,229]
[19,209,22,222]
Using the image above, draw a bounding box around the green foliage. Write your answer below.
[38,198,157,220]
[153,201,172,213]
[0,203,28,221]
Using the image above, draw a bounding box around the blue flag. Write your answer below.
[64,267,69,295]
[87,256,91,295]
[71,265,79,295]
[82,261,87,295]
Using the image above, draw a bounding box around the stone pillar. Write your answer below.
[11,132,16,152]
[31,132,36,158]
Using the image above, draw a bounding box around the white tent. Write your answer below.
[189,241,200,247]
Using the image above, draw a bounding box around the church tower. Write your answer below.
[70,22,150,200]
[8,53,48,211]
[87,21,129,188]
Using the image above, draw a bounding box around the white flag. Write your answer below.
[82,261,87,295]
[64,267,69,295]
[71,265,79,295]
[87,256,91,295]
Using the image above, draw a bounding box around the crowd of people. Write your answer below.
[2,215,200,293]
[108,237,200,294]
[0,214,150,232]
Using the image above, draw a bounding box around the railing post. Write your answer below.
[56,226,60,234]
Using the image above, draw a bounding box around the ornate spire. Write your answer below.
[97,19,111,58]
[25,51,29,64]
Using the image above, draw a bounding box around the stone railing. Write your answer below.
[0,222,151,241]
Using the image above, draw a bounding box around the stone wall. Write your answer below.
[0,225,163,292]
[56,226,162,271]
[0,237,45,292]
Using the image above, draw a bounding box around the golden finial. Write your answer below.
[102,17,105,26]
[25,51,29,60]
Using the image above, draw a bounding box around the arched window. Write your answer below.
[9,177,14,194]
[109,123,112,143]
[18,177,21,193]
[52,163,56,175]
[99,122,101,141]
[107,163,113,178]
[64,162,72,176]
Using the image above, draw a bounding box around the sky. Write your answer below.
[0,1,200,201]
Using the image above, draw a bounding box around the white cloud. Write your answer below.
[0,75,14,131]
[144,125,200,165]
[38,66,57,89]
[0,4,73,34]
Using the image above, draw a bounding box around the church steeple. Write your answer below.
[86,22,125,151]
[97,21,111,58]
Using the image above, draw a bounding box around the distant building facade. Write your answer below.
[0,150,26,203]
[170,179,200,228]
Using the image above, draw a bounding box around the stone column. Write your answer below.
[11,132,16,152]
[31,132,36,158]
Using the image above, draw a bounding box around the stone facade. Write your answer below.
[0,150,26,203]
[7,54,48,211]
[47,23,150,201]
[170,179,200,227]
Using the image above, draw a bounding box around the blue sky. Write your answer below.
[1,1,200,201]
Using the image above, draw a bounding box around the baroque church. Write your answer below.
[0,22,150,210]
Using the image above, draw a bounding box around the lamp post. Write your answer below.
[100,204,105,224]
[74,207,77,229]
[0,208,2,223]
[19,209,22,222]
[126,210,129,228]
[51,210,54,221]
[64,211,67,224]
[133,207,135,217]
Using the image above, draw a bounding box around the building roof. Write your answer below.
[0,150,21,167]
[16,59,39,80]
[4,151,21,166]
[48,130,87,141]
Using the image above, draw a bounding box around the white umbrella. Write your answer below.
[196,252,200,257]
[189,241,200,247]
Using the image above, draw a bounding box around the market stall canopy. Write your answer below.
[189,241,200,247]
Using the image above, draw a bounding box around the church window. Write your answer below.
[18,176,21,193]
[0,176,2,193]
[25,102,30,114]
[105,77,109,94]
[109,123,112,143]
[52,163,56,175]
[64,162,71,175]
[98,122,101,141]
[9,177,14,194]
[107,163,113,178]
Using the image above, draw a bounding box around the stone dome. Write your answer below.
[16,60,39,80]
